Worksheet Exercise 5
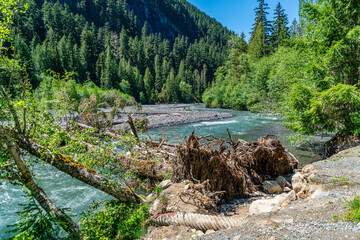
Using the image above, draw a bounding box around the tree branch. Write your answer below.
[0,176,19,181]
[0,84,22,132]
[4,126,142,204]
[0,126,84,238]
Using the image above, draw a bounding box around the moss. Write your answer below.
[58,153,73,163]
[57,153,97,174]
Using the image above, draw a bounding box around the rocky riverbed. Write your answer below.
[102,104,233,130]
[142,146,360,240]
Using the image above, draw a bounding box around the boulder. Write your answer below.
[263,181,283,194]
[275,176,290,188]
[249,190,296,215]
[291,172,309,194]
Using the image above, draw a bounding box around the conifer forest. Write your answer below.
[1,0,360,239]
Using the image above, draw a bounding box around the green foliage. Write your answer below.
[305,84,360,135]
[205,0,360,137]
[13,0,233,103]
[6,194,63,240]
[286,134,312,147]
[34,71,131,111]
[334,195,360,223]
[342,195,360,222]
[80,201,149,240]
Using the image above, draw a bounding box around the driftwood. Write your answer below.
[173,132,299,200]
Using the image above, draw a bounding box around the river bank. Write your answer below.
[191,147,360,240]
[103,104,233,130]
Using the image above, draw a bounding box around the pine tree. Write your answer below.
[144,67,154,101]
[166,68,179,103]
[270,2,289,49]
[154,54,162,91]
[248,0,270,58]
[248,21,266,59]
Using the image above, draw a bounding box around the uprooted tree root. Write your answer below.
[173,131,299,200]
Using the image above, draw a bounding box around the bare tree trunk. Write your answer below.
[127,115,139,141]
[0,127,83,239]
[4,127,142,203]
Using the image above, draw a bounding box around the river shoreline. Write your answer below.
[104,104,233,130]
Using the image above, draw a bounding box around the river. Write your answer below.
[0,106,323,238]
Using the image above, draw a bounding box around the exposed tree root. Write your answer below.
[321,132,360,158]
[173,132,298,200]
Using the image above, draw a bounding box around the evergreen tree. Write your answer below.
[166,68,178,103]
[154,54,162,92]
[248,21,266,59]
[270,2,289,49]
[248,0,270,58]
[144,67,154,101]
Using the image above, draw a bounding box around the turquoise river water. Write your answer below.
[0,106,322,238]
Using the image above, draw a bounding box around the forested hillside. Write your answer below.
[203,0,360,138]
[5,0,233,103]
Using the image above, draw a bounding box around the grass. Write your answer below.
[333,195,360,223]
[310,177,321,183]
[331,176,350,185]
[342,195,360,222]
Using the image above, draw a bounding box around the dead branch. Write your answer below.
[127,115,139,142]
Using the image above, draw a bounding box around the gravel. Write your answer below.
[105,104,233,130]
[199,146,360,240]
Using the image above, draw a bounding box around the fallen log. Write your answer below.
[0,127,84,238]
[68,132,173,181]
[7,128,142,204]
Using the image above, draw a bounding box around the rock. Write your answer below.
[298,193,309,199]
[149,198,162,215]
[249,191,296,215]
[205,229,215,234]
[275,176,290,187]
[263,180,283,194]
[291,172,309,194]
[280,190,297,208]
[146,192,156,201]
[195,230,204,236]
[157,180,172,189]
[233,235,241,240]
[302,165,315,174]
[249,199,278,214]
[310,190,331,198]
[283,187,291,192]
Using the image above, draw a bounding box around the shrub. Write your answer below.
[80,201,149,240]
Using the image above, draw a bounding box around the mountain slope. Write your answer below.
[14,0,233,103]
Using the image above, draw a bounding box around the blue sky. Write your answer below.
[187,0,299,39]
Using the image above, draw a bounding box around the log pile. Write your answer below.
[173,132,299,200]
